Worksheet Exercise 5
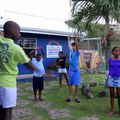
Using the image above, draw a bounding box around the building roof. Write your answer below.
[0,25,70,37]
[0,11,71,37]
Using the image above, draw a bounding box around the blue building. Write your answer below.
[17,27,69,76]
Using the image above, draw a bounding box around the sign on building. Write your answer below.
[47,45,62,58]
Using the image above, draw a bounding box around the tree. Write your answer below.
[86,24,105,37]
[68,0,120,68]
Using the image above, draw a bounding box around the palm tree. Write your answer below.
[68,0,120,68]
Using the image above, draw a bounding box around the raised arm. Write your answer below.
[68,33,71,49]
[29,49,36,58]
[74,32,79,51]
[29,47,45,58]
[39,47,45,58]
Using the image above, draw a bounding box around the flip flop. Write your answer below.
[66,98,72,102]
[75,98,80,103]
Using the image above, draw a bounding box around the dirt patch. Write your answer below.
[78,116,99,120]
[17,100,30,107]
[48,109,70,119]
[33,101,52,110]
[17,92,29,96]
[13,108,32,117]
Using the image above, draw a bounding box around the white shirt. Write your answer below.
[31,58,45,77]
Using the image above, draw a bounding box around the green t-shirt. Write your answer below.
[0,36,30,87]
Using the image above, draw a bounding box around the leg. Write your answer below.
[66,85,72,102]
[33,89,37,100]
[63,73,69,86]
[109,87,115,115]
[38,77,44,101]
[75,85,79,98]
[0,105,3,120]
[66,70,73,102]
[75,85,80,103]
[59,73,62,88]
[33,76,38,100]
[69,85,72,98]
[2,108,12,120]
[116,87,120,113]
[39,90,43,101]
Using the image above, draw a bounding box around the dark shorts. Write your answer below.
[33,76,44,91]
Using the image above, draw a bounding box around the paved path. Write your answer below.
[12,112,19,120]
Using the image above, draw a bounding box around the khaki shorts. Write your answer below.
[58,68,67,74]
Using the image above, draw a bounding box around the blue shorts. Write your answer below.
[68,69,80,85]
[108,76,120,87]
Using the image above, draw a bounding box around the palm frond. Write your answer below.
[69,0,120,30]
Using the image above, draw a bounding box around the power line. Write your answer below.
[5,10,64,22]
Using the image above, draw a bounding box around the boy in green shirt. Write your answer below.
[0,21,38,120]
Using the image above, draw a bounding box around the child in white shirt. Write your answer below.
[30,48,45,101]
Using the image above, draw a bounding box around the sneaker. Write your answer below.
[75,98,80,103]
[66,98,72,102]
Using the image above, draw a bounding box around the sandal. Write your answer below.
[66,98,72,102]
[75,98,80,103]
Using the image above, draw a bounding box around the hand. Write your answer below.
[58,65,61,68]
[55,64,61,68]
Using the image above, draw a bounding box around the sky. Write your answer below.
[0,0,117,26]
[0,0,71,31]
[0,0,70,21]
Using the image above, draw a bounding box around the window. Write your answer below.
[17,37,37,49]
[17,37,37,57]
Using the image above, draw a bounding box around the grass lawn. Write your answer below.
[15,73,120,120]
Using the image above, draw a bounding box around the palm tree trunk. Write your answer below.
[105,18,111,69]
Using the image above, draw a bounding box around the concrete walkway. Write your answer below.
[12,111,19,120]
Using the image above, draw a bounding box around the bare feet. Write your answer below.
[39,98,44,101]
[108,111,114,116]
